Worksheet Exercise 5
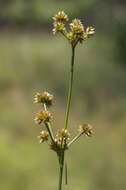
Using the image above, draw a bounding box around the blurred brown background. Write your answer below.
[0,0,126,190]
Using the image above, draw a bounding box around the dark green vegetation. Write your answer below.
[0,1,126,190]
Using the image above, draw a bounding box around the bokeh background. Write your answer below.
[0,0,126,190]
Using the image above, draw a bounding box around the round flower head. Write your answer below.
[34,91,53,107]
[78,124,94,137]
[37,130,49,143]
[51,129,70,150]
[70,19,84,34]
[53,22,66,35]
[53,11,68,22]
[34,110,52,124]
[56,128,70,141]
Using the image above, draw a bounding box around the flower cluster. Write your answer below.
[34,110,52,124]
[37,130,49,143]
[53,11,68,22]
[70,19,84,34]
[78,124,94,137]
[34,11,95,151]
[56,129,70,147]
[52,11,95,46]
[50,129,70,157]
[34,91,53,107]
[34,91,53,143]
[52,11,68,35]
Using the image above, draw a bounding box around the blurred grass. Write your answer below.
[0,30,126,190]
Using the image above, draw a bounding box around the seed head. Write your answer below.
[53,11,68,22]
[52,11,95,46]
[37,130,49,143]
[34,110,52,124]
[78,124,94,137]
[68,19,86,46]
[56,128,70,141]
[34,91,53,107]
[53,22,66,35]
[70,19,84,35]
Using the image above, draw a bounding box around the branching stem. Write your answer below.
[68,132,82,147]
[43,103,55,143]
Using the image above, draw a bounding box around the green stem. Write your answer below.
[68,133,82,147]
[64,45,75,129]
[58,151,65,190]
[45,122,55,143]
[58,45,76,190]
[43,104,55,143]
[65,162,68,189]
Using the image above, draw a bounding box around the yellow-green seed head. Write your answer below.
[56,128,70,141]
[34,110,52,124]
[53,11,68,22]
[52,11,95,46]
[37,130,49,143]
[70,19,84,34]
[79,124,94,137]
[34,91,53,106]
[53,22,66,35]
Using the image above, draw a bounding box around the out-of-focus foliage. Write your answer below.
[0,0,97,24]
[0,0,125,28]
[0,1,126,190]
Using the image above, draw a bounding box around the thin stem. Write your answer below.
[64,45,75,129]
[68,133,82,147]
[58,150,65,190]
[44,122,55,143]
[43,103,48,112]
[43,104,55,143]
[65,162,68,190]
[58,45,76,190]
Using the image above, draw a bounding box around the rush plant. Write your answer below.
[34,11,95,190]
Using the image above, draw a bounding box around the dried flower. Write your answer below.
[34,110,52,124]
[86,26,95,37]
[78,124,94,137]
[53,11,68,22]
[34,91,53,106]
[37,130,49,143]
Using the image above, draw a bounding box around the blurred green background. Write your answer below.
[0,0,126,190]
